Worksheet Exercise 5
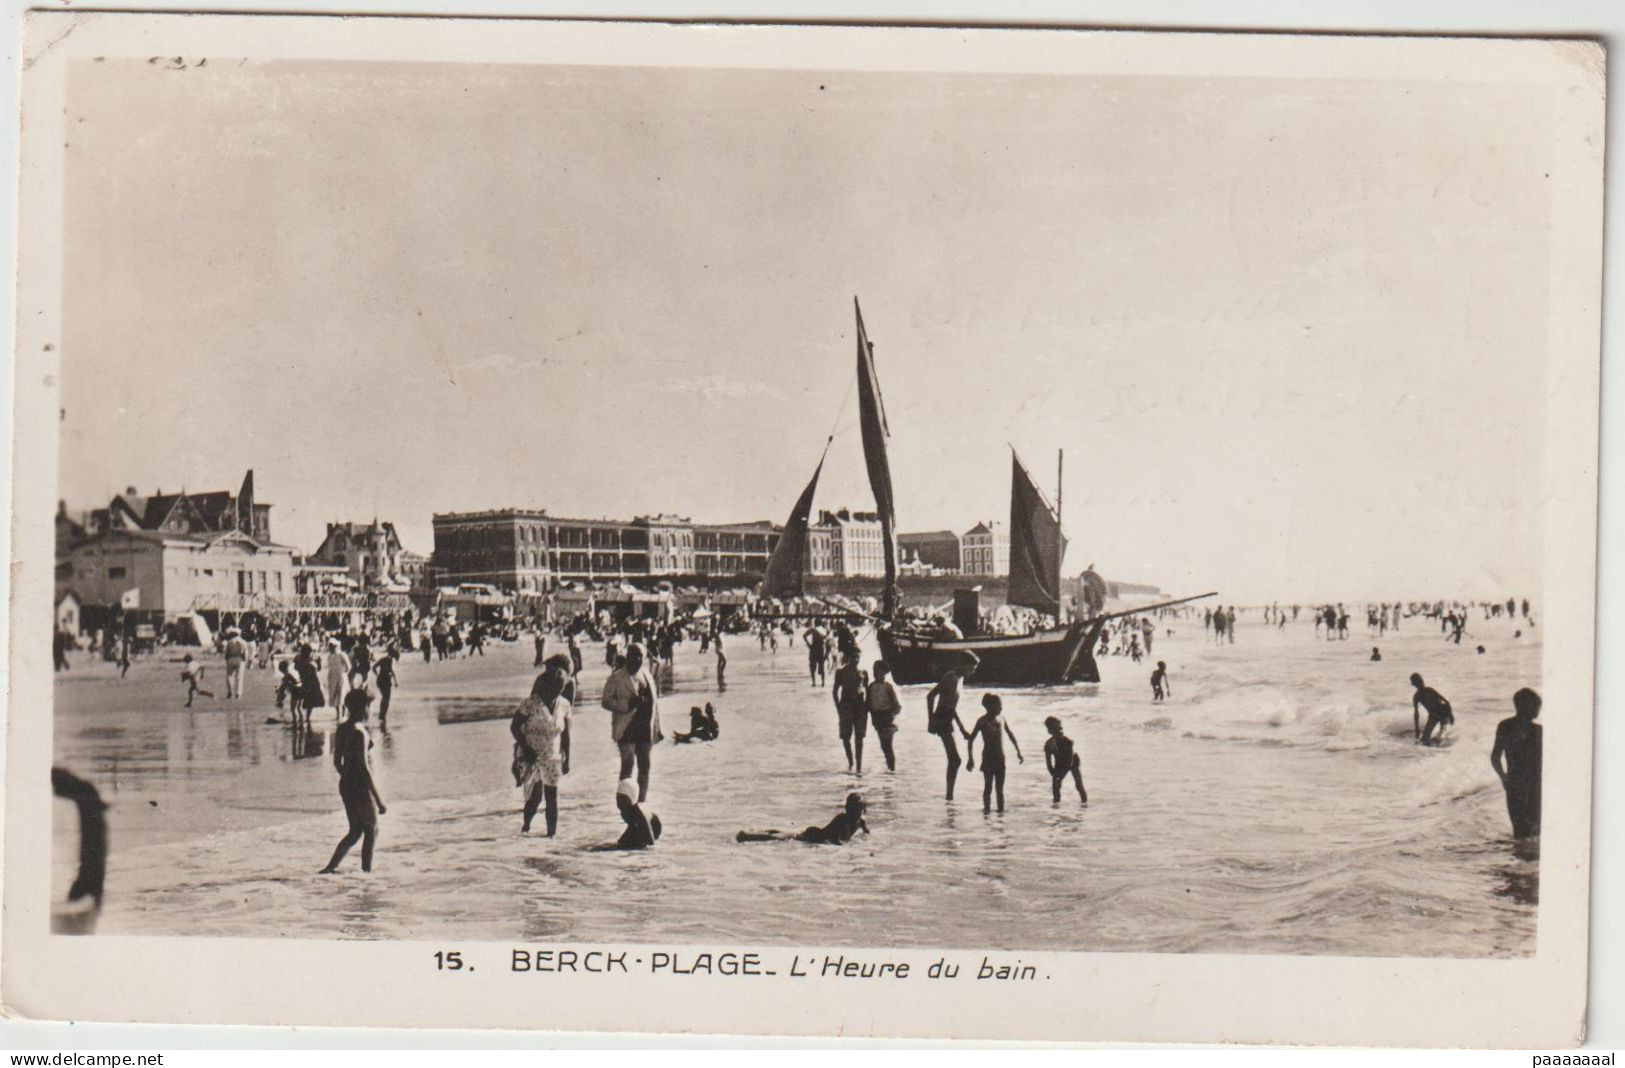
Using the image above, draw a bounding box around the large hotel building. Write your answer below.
[431,510,784,592]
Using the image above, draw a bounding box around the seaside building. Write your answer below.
[639,514,696,575]
[898,530,962,574]
[430,509,783,592]
[807,521,836,577]
[961,520,1011,576]
[64,527,297,621]
[308,520,421,592]
[823,508,887,578]
[85,470,271,543]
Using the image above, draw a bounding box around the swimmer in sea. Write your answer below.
[590,779,662,851]
[737,793,868,844]
[1371,647,1382,662]
[1150,661,1170,702]
[1491,687,1542,840]
[966,693,1023,814]
[1411,672,1455,746]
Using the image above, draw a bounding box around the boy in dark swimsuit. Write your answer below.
[1150,661,1170,702]
[966,693,1023,814]
[926,653,979,800]
[1411,673,1454,746]
[737,793,869,844]
[832,650,869,773]
[1491,688,1542,839]
[1043,716,1087,804]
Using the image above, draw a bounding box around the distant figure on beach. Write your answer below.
[320,691,386,874]
[966,693,1023,814]
[293,645,323,724]
[1150,660,1170,702]
[1370,647,1382,662]
[832,649,869,773]
[180,654,214,707]
[350,633,372,687]
[591,779,661,851]
[600,642,662,803]
[715,642,727,691]
[1411,673,1454,746]
[276,660,299,714]
[926,653,978,800]
[53,627,72,672]
[1043,716,1087,805]
[804,625,829,686]
[222,628,248,700]
[568,631,583,675]
[373,652,397,725]
[512,656,572,836]
[325,640,350,710]
[737,793,869,845]
[533,630,547,668]
[117,634,131,678]
[867,660,902,772]
[1491,688,1542,840]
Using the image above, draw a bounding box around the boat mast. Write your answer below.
[1057,450,1063,528]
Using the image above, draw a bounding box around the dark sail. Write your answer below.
[1008,452,1067,616]
[760,455,826,599]
[855,297,898,615]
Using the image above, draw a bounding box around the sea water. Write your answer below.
[51,613,1540,956]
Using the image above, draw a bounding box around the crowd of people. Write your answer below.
[52,590,1545,876]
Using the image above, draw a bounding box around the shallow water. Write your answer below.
[52,613,1541,955]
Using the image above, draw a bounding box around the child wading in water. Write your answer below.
[1043,716,1088,804]
[737,793,869,845]
[1150,661,1170,702]
[320,689,386,874]
[180,655,214,707]
[966,693,1023,814]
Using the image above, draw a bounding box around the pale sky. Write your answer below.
[59,58,1553,602]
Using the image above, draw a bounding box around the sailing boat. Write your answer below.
[765,298,1213,684]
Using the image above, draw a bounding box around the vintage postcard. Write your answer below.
[4,12,1605,1045]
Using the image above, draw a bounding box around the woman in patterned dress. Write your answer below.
[513,656,572,836]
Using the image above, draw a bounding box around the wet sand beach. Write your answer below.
[52,613,1540,955]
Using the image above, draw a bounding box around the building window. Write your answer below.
[108,566,127,580]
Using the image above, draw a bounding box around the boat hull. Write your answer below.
[877,621,1102,686]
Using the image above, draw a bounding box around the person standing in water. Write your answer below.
[832,649,870,773]
[804,625,829,686]
[512,655,572,836]
[1043,716,1087,804]
[372,652,397,725]
[1491,687,1542,839]
[1150,660,1170,702]
[600,642,662,802]
[715,641,728,691]
[966,693,1023,814]
[1411,673,1455,746]
[926,653,978,800]
[320,690,386,874]
[867,660,902,772]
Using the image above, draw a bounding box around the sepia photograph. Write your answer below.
[4,11,1607,1046]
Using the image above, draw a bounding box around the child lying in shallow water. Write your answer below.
[737,793,868,845]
